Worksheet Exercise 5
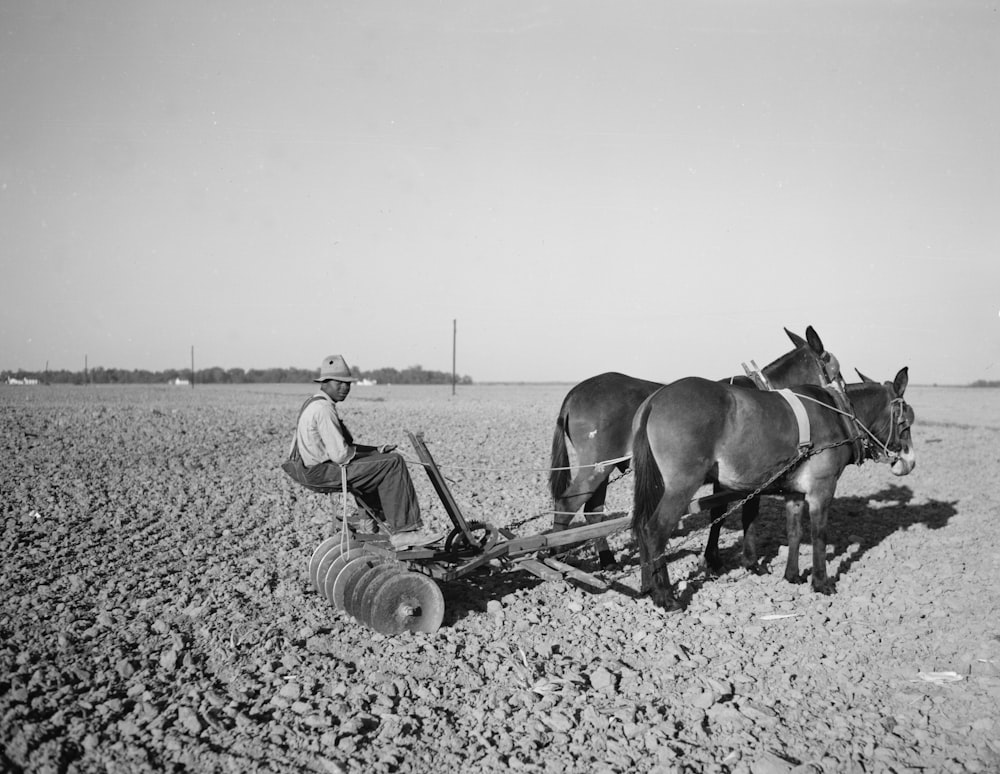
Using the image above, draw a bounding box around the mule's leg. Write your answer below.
[706,490,764,575]
[807,496,834,594]
[636,492,691,611]
[582,477,621,569]
[553,467,612,530]
[705,501,725,574]
[553,469,620,566]
[784,497,806,584]
[636,509,677,610]
[740,496,765,574]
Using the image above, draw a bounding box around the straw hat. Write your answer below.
[313,354,359,383]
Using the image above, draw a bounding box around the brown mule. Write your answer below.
[631,367,915,611]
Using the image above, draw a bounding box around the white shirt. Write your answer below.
[292,393,356,466]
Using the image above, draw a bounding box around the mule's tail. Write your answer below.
[631,399,664,534]
[549,398,572,501]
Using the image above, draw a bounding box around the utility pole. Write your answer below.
[191,346,195,388]
[452,319,457,396]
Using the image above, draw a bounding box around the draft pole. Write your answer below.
[452,319,456,396]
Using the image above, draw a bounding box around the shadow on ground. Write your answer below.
[673,484,958,597]
[431,486,958,617]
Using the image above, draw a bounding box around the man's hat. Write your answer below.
[314,354,359,383]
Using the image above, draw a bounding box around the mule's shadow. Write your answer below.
[438,485,957,620]
[681,484,958,590]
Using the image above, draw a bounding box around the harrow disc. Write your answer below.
[354,562,406,626]
[331,555,386,612]
[321,548,367,604]
[343,559,400,618]
[308,536,345,591]
[312,540,358,595]
[368,572,445,635]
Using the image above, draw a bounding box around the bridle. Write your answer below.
[788,348,911,467]
[795,384,912,466]
[864,393,913,465]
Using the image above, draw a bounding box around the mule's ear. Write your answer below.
[805,325,824,354]
[894,367,909,396]
[784,327,806,347]
[855,368,877,383]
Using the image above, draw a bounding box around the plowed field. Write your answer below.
[3,383,999,773]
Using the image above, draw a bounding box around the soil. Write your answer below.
[2,382,999,774]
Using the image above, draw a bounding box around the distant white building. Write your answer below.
[5,377,39,385]
[169,378,190,386]
[358,378,378,386]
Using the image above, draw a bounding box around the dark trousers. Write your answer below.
[300,450,422,533]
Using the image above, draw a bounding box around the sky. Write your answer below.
[1,1,998,385]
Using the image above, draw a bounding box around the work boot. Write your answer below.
[389,527,446,550]
[334,514,379,535]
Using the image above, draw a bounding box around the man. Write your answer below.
[283,354,442,550]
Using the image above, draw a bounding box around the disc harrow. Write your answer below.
[306,537,445,635]
[305,430,745,635]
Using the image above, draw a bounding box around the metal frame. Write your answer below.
[399,431,744,586]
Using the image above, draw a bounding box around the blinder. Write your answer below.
[820,351,843,388]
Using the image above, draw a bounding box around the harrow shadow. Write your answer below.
[438,572,546,626]
[437,542,650,627]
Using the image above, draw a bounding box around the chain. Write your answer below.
[708,456,802,528]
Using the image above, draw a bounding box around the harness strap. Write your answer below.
[287,394,329,461]
[826,388,866,464]
[775,389,811,450]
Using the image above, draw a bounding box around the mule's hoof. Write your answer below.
[651,590,684,612]
[746,563,769,576]
[813,579,835,595]
[785,573,805,585]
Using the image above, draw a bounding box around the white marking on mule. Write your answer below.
[891,446,916,475]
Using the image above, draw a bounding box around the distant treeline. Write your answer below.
[969,380,1000,388]
[3,364,473,386]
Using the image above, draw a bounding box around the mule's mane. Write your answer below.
[762,343,824,382]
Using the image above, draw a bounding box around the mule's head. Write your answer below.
[860,367,915,475]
